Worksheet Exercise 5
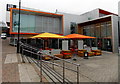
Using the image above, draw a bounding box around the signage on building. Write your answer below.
[6,4,16,11]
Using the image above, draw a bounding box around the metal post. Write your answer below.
[31,46,32,58]
[90,39,92,48]
[22,47,25,63]
[51,51,54,70]
[63,60,65,83]
[21,45,23,62]
[40,52,42,82]
[17,0,21,53]
[53,55,55,70]
[58,39,59,49]
[77,66,79,84]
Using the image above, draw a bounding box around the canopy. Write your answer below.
[30,32,67,39]
[65,34,96,39]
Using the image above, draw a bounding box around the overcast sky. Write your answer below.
[1,0,120,22]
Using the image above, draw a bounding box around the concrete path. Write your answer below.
[2,38,47,83]
[18,63,40,82]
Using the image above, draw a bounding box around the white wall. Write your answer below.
[111,15,119,53]
[79,8,99,23]
[58,12,81,35]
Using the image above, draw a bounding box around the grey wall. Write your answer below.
[111,15,119,53]
[79,8,99,23]
[58,12,81,35]
[58,8,100,35]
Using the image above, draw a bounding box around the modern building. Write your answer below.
[78,9,118,53]
[78,15,118,53]
[58,8,118,53]
[9,8,64,48]
[4,3,119,53]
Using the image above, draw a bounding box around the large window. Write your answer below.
[12,9,63,34]
[79,20,112,51]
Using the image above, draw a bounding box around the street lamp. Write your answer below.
[17,0,21,53]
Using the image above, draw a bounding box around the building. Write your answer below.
[9,8,63,49]
[4,3,119,53]
[58,9,118,53]
[77,9,118,53]
[78,15,118,53]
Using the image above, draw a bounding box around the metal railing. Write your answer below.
[19,42,80,83]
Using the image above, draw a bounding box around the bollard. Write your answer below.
[84,52,88,59]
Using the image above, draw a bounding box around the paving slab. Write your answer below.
[4,54,18,64]
[18,63,40,82]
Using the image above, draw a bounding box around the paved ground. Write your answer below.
[1,38,119,83]
[0,38,2,84]
[1,38,48,83]
[52,51,118,82]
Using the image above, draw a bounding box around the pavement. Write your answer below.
[0,38,119,83]
[53,51,118,82]
[1,38,48,83]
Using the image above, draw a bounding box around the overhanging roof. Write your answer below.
[78,15,114,26]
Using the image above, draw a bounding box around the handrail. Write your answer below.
[20,41,80,66]
[23,49,78,72]
[19,41,80,83]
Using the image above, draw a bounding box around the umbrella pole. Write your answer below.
[42,39,45,49]
[90,39,92,48]
[58,39,59,49]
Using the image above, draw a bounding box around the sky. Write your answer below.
[0,0,120,22]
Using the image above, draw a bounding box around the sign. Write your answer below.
[6,4,16,11]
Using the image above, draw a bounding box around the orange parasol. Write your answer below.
[65,34,96,39]
[65,34,96,49]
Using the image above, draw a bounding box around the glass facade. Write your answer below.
[12,9,62,34]
[81,21,112,51]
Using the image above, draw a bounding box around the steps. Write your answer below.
[23,55,72,83]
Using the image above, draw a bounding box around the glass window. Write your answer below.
[12,9,62,34]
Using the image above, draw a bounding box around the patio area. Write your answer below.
[49,51,118,82]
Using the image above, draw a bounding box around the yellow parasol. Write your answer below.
[30,32,67,49]
[30,32,67,39]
